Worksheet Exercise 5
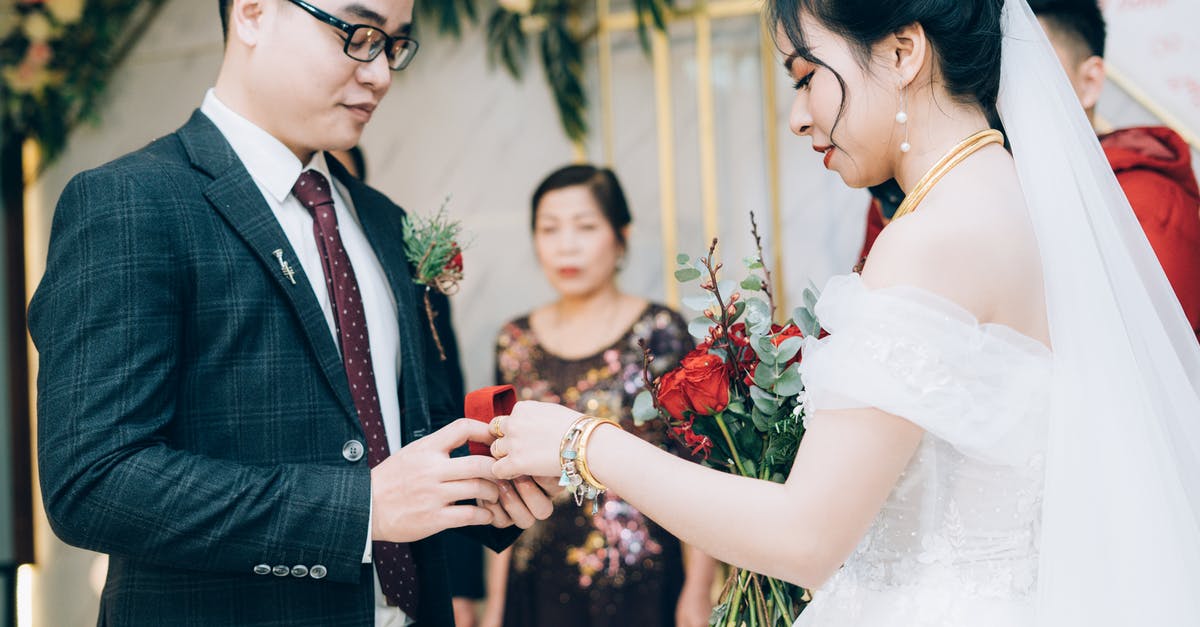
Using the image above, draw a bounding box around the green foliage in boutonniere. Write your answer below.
[402,200,465,361]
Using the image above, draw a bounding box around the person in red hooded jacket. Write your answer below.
[858,0,1200,343]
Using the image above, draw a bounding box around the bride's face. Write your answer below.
[781,14,902,189]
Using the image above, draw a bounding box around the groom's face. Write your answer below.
[235,0,414,156]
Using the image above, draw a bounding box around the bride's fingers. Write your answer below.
[496,480,538,529]
[481,499,513,528]
[512,476,554,520]
[489,436,510,460]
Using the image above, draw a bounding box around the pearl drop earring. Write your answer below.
[897,88,911,153]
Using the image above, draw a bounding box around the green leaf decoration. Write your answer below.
[688,316,715,340]
[740,276,764,291]
[540,19,588,141]
[744,298,772,335]
[3,1,171,166]
[752,362,779,392]
[750,406,772,431]
[682,293,717,312]
[803,286,820,311]
[632,390,659,426]
[675,267,703,282]
[485,8,529,79]
[418,0,480,37]
[676,253,691,265]
[743,255,765,270]
[775,336,803,364]
[752,335,778,365]
[750,385,783,414]
[794,307,821,339]
[774,363,805,396]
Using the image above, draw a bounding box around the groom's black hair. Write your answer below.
[219,0,231,39]
[767,0,1006,146]
[1028,0,1106,60]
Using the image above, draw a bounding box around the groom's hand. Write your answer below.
[371,418,501,543]
[480,476,555,529]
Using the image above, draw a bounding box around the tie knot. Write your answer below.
[293,170,335,216]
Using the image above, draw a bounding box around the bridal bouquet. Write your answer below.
[402,199,464,361]
[633,217,821,627]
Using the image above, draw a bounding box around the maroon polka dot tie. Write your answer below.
[292,170,419,616]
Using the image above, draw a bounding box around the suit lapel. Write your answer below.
[328,159,433,441]
[177,112,358,426]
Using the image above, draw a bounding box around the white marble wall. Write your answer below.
[23,0,1199,623]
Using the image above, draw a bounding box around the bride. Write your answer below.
[487,0,1200,624]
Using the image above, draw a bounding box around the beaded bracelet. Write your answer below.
[558,415,621,513]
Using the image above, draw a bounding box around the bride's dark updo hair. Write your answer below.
[769,0,1005,129]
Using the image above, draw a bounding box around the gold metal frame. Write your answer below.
[1104,64,1200,151]
[596,0,784,312]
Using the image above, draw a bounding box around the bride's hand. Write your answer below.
[491,401,582,480]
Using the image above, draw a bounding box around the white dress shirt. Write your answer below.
[200,90,410,627]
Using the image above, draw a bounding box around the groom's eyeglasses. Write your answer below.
[285,0,419,71]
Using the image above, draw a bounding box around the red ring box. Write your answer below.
[464,385,517,457]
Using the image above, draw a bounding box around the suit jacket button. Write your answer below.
[310,565,328,579]
[253,564,271,576]
[272,565,290,577]
[342,440,364,462]
[291,565,309,578]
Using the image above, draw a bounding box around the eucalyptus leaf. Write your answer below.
[794,307,821,338]
[752,335,778,365]
[682,293,717,312]
[740,276,764,291]
[740,456,758,477]
[803,286,820,311]
[750,406,771,431]
[744,298,772,335]
[717,280,737,299]
[775,363,805,397]
[776,336,803,363]
[750,385,783,413]
[688,316,715,340]
[743,255,765,270]
[675,267,702,282]
[676,253,690,265]
[632,390,658,426]
[753,362,779,390]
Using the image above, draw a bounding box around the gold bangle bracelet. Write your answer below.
[576,417,621,492]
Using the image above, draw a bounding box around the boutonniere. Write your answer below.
[402,199,465,361]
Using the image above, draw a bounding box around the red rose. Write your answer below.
[443,242,463,273]
[678,348,731,415]
[655,368,692,422]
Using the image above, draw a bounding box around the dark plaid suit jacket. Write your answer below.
[28,111,512,626]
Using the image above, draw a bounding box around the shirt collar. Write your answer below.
[199,89,333,203]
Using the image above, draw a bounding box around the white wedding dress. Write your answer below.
[776,0,1200,624]
[794,274,1052,626]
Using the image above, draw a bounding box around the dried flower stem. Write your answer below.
[749,212,777,321]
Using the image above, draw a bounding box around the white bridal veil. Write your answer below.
[998,1,1200,624]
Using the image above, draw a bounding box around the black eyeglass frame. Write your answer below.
[285,0,419,71]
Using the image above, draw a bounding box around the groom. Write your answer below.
[28,0,549,625]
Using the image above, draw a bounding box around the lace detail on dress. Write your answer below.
[793,274,1052,627]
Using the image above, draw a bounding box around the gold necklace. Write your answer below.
[891,129,1005,221]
